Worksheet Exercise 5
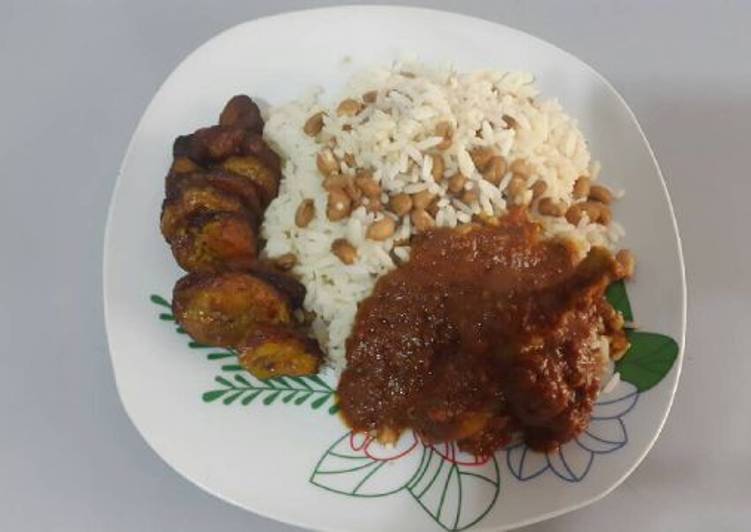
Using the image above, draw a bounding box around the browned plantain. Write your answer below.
[185,125,247,163]
[172,271,293,347]
[242,133,282,177]
[170,212,257,273]
[165,170,264,228]
[160,184,249,244]
[236,325,322,379]
[220,155,279,206]
[219,95,264,133]
[249,262,307,309]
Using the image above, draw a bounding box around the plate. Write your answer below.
[103,6,685,531]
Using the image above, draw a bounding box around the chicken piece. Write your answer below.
[172,272,293,347]
[170,212,257,273]
[219,95,264,133]
[165,170,264,228]
[242,133,282,177]
[160,184,251,243]
[250,262,306,309]
[220,155,279,206]
[237,325,322,379]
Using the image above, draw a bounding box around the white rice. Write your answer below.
[262,61,623,369]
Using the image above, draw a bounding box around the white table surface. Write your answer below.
[1,1,749,530]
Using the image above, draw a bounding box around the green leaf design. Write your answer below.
[408,447,500,531]
[159,313,175,321]
[271,376,289,387]
[616,331,679,392]
[223,391,244,405]
[310,394,330,410]
[150,294,171,308]
[306,374,333,390]
[289,376,313,390]
[215,376,234,388]
[295,392,312,405]
[207,351,235,360]
[189,340,210,349]
[241,390,262,405]
[202,390,228,402]
[606,280,634,322]
[310,432,425,497]
[263,390,281,405]
[233,374,251,387]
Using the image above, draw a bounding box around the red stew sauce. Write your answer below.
[338,210,626,456]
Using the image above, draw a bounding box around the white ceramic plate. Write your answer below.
[104,6,685,531]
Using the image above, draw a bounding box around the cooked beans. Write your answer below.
[510,158,531,177]
[411,209,435,232]
[426,197,440,217]
[365,197,383,213]
[323,174,350,191]
[331,238,357,264]
[366,217,396,241]
[389,193,413,216]
[326,188,352,221]
[431,154,445,182]
[316,149,339,176]
[336,99,363,117]
[362,90,378,104]
[531,180,547,199]
[505,175,526,198]
[412,190,434,210]
[448,173,467,194]
[344,179,362,202]
[461,187,479,205]
[589,185,613,204]
[482,156,507,186]
[538,197,567,217]
[435,121,453,150]
[565,201,611,225]
[470,147,495,170]
[303,112,325,136]
[573,176,591,199]
[598,203,613,225]
[295,199,315,228]
[355,172,381,198]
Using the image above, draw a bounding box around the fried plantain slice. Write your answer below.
[220,155,279,206]
[236,325,322,379]
[172,135,193,158]
[164,170,264,228]
[171,212,257,273]
[242,133,282,177]
[169,156,202,175]
[249,262,306,309]
[219,95,264,133]
[172,271,293,347]
[160,184,250,244]
[182,125,247,163]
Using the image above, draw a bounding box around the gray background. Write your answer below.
[1,1,748,530]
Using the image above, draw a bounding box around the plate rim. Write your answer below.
[102,5,687,531]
